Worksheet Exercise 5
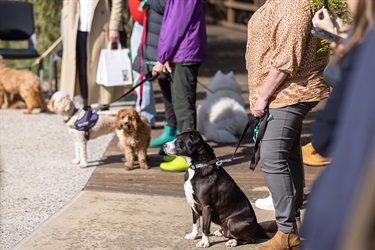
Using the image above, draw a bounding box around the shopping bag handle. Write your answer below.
[107,41,122,50]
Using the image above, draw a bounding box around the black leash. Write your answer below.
[112,71,212,105]
[197,79,214,94]
[249,108,270,170]
[112,71,159,104]
[214,109,270,170]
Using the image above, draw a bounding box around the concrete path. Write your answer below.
[15,191,275,250]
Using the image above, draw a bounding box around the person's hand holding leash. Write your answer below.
[252,68,287,117]
[253,98,268,117]
[152,61,164,76]
[152,61,172,76]
[164,61,172,73]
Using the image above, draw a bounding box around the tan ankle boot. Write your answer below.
[302,142,331,166]
[257,229,300,250]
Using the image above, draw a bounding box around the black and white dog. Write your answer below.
[163,129,268,248]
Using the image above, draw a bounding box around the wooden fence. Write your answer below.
[206,0,264,32]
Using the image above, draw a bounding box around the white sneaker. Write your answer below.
[255,193,275,211]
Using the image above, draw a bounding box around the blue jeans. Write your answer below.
[130,22,156,126]
[134,75,156,127]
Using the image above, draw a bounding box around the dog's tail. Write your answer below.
[255,223,270,239]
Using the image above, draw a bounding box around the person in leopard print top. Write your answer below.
[245,1,330,249]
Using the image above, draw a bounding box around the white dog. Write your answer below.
[197,70,248,143]
[48,91,117,168]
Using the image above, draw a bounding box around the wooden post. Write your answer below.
[227,0,235,26]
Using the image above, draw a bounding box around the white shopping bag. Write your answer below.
[96,42,133,86]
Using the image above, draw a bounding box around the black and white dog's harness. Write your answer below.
[189,158,223,170]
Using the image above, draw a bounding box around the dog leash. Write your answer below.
[249,109,271,170]
[111,71,159,104]
[214,109,270,170]
[197,80,214,94]
[111,71,210,105]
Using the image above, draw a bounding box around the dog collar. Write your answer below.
[64,108,78,123]
[190,158,222,170]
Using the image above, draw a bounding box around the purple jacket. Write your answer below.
[157,0,207,64]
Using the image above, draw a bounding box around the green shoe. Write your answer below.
[160,156,188,172]
[150,122,178,147]
[163,155,176,162]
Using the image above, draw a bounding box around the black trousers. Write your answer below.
[158,77,176,128]
[76,31,88,99]
[171,63,200,131]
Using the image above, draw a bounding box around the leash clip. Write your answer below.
[215,159,223,166]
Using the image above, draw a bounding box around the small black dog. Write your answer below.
[163,129,268,248]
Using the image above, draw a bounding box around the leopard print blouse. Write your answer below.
[246,0,331,112]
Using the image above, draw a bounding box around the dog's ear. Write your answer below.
[139,114,149,125]
[191,130,202,144]
[132,109,140,131]
[62,98,71,112]
[47,99,55,111]
[186,132,198,154]
[115,111,123,130]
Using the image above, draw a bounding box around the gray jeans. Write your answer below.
[260,102,318,233]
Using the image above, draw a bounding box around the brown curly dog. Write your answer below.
[0,55,47,114]
[115,108,151,170]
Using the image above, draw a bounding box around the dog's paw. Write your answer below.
[196,240,210,248]
[225,239,238,247]
[79,163,88,168]
[140,163,150,170]
[71,159,80,165]
[124,163,134,171]
[212,229,223,237]
[185,232,198,240]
